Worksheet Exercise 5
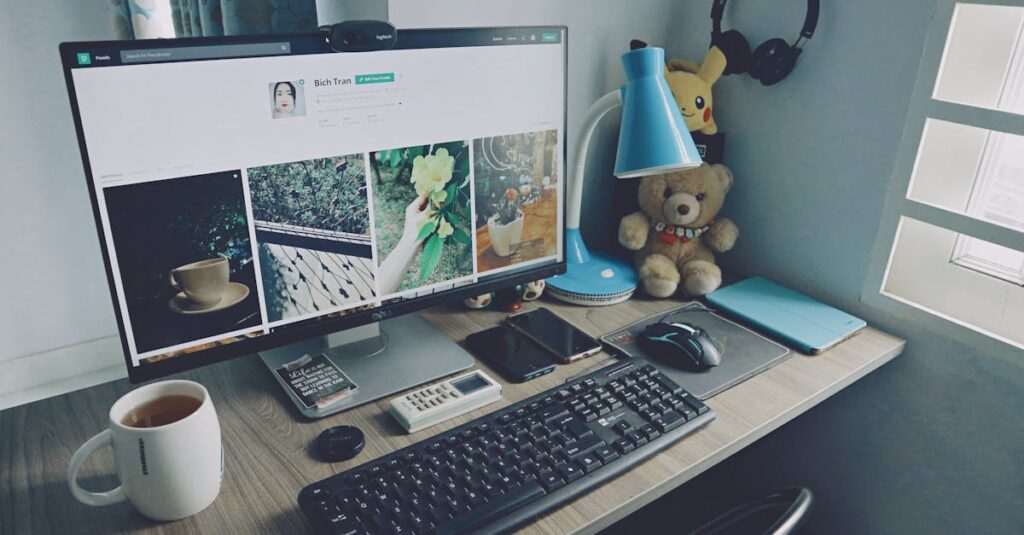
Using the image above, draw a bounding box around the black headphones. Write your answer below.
[710,0,820,86]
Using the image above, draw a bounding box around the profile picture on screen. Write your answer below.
[269,80,305,119]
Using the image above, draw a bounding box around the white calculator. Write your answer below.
[388,370,502,433]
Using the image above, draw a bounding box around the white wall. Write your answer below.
[0,2,124,405]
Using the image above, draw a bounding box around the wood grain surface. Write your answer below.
[0,296,904,534]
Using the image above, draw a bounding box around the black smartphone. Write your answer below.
[464,325,557,383]
[505,307,603,364]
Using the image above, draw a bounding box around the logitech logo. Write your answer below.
[371,309,393,321]
[377,33,393,41]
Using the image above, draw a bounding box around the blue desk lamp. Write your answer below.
[547,47,703,306]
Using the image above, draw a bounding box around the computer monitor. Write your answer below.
[60,26,567,416]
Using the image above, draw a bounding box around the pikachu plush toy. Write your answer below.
[663,46,728,135]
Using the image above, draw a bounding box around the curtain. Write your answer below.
[108,0,318,39]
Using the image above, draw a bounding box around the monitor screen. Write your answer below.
[61,27,566,380]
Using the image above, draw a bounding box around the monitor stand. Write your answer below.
[259,313,474,419]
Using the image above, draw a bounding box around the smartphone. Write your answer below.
[506,307,603,364]
[464,326,557,383]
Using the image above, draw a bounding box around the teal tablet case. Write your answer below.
[706,277,867,354]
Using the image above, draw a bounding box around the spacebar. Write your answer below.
[435,481,546,535]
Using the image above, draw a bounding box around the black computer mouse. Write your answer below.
[640,322,722,371]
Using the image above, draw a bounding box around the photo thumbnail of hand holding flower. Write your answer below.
[409,146,473,280]
[372,141,473,293]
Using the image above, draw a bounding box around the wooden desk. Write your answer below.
[0,297,904,534]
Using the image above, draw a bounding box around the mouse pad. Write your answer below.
[601,303,791,400]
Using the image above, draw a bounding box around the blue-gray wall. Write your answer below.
[616,1,1024,532]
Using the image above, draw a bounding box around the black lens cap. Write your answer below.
[317,425,365,462]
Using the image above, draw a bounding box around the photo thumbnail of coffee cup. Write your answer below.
[269,80,306,119]
[102,170,262,355]
[247,154,376,324]
[473,130,560,274]
[371,141,474,294]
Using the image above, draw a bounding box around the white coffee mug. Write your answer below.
[67,380,223,521]
[169,258,229,305]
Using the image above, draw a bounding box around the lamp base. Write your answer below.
[547,251,638,306]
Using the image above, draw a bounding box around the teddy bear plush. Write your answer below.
[618,163,739,297]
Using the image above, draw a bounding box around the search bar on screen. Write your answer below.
[120,42,291,64]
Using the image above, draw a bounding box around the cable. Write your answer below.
[656,300,716,325]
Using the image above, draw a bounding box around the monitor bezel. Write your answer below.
[58,26,569,383]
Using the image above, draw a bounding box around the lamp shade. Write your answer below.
[614,47,702,178]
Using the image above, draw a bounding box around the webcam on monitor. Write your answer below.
[323,20,397,52]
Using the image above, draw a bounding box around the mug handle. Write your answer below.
[67,429,127,506]
[168,270,181,291]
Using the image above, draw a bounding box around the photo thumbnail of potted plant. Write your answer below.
[487,188,524,257]
[472,130,559,274]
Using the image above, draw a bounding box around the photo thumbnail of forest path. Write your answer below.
[247,154,376,322]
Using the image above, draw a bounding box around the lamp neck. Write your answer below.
[567,90,622,230]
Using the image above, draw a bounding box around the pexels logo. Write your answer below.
[377,33,393,41]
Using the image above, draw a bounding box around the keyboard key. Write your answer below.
[677,401,698,420]
[301,485,330,503]
[556,462,584,482]
[563,434,603,458]
[466,489,486,506]
[576,454,602,473]
[410,513,431,532]
[595,445,619,464]
[641,424,660,440]
[613,438,635,454]
[656,410,686,433]
[627,431,648,447]
[564,417,593,439]
[684,395,710,415]
[434,481,545,535]
[652,373,684,394]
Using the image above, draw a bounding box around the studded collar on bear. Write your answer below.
[653,221,711,245]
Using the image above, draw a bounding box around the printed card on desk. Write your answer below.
[276,353,358,409]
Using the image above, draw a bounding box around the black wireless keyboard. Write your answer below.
[298,360,714,534]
